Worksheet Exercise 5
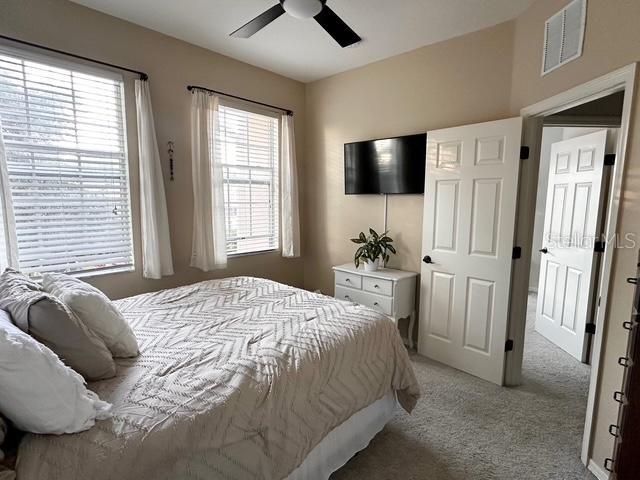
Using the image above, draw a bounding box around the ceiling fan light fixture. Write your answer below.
[231,0,361,49]
[282,0,323,19]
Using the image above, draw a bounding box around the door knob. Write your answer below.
[423,255,433,264]
[539,248,548,254]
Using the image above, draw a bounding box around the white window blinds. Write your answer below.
[0,48,134,276]
[216,104,279,256]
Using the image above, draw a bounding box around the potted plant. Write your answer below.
[351,228,396,272]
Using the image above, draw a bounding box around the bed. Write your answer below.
[16,276,420,479]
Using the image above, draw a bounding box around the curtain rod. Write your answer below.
[187,85,293,116]
[0,34,149,80]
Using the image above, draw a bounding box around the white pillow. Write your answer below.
[42,273,139,358]
[0,310,112,434]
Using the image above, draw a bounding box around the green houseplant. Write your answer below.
[350,228,396,271]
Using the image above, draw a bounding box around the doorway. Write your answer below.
[514,93,623,477]
[528,93,623,364]
[506,64,636,472]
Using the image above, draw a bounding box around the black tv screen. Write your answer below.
[344,133,427,194]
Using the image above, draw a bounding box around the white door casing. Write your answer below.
[535,130,608,362]
[418,117,523,385]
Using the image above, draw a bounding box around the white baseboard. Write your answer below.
[588,459,610,480]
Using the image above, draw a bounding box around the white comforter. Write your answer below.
[17,277,420,480]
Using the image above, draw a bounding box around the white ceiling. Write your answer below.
[70,0,535,83]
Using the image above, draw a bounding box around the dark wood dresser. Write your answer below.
[609,255,640,479]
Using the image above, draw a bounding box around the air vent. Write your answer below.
[542,0,587,75]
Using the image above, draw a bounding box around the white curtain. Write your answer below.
[280,113,301,258]
[135,80,174,279]
[0,120,18,271]
[190,90,227,271]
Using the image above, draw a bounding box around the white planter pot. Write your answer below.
[364,258,380,272]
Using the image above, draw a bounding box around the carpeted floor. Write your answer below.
[332,295,595,480]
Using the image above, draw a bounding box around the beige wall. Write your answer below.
[303,22,515,295]
[510,0,640,469]
[0,0,306,299]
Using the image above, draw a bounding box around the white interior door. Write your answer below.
[418,117,522,385]
[535,130,608,362]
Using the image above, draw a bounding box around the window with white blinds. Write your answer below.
[0,48,134,276]
[216,104,279,256]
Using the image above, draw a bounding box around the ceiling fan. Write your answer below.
[230,0,361,48]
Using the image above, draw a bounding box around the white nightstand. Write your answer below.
[332,263,418,348]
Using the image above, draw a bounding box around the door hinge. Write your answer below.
[604,458,614,473]
[585,323,596,334]
[520,146,530,160]
[594,241,606,253]
[604,153,616,166]
[505,339,514,352]
[512,246,522,259]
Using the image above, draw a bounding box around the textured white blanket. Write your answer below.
[17,277,420,480]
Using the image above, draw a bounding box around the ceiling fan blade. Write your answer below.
[314,5,361,48]
[230,3,286,38]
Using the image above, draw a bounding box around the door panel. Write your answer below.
[436,141,462,167]
[572,183,591,240]
[577,148,596,171]
[463,277,495,353]
[561,267,582,332]
[418,117,523,385]
[549,184,568,237]
[433,180,460,252]
[556,152,571,173]
[475,136,505,165]
[535,130,608,361]
[427,271,455,341]
[470,179,502,257]
[541,260,560,319]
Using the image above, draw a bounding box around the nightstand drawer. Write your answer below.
[335,286,393,316]
[335,270,362,289]
[362,276,393,296]
[360,292,393,316]
[335,285,361,303]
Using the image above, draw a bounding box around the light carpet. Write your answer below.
[332,295,595,480]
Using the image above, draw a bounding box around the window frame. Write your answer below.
[0,44,135,278]
[216,98,282,258]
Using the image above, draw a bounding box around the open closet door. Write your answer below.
[417,117,523,385]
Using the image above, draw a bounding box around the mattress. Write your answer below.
[16,276,419,480]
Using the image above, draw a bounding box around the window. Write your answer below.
[0,48,134,276]
[216,104,279,256]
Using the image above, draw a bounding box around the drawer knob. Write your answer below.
[374,302,379,306]
[345,278,351,283]
[345,295,351,300]
[374,284,380,289]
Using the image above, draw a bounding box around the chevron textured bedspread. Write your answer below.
[16,276,420,480]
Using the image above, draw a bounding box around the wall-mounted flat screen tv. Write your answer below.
[344,133,427,194]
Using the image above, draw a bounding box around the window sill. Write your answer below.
[63,265,135,280]
[228,248,279,259]
[26,265,134,283]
